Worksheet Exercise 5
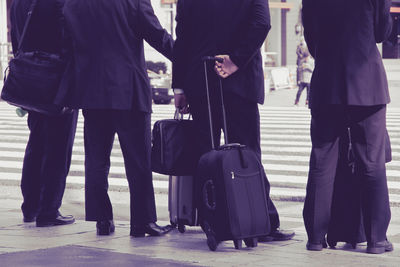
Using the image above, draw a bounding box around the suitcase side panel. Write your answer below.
[222,149,270,238]
[198,148,270,241]
[169,175,198,226]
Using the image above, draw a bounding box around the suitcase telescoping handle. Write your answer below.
[202,56,229,150]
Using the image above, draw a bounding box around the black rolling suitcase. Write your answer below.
[168,175,199,233]
[197,57,270,251]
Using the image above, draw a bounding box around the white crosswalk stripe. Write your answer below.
[0,102,399,205]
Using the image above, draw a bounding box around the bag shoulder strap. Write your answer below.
[17,0,39,54]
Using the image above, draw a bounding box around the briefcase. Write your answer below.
[151,111,200,176]
[1,51,68,115]
[0,0,68,116]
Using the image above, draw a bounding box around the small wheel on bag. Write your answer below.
[207,234,218,251]
[202,220,218,251]
[170,221,177,228]
[178,223,186,233]
[327,240,337,248]
[244,237,258,248]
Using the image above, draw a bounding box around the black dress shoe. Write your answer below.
[36,214,75,227]
[23,216,36,223]
[130,222,173,237]
[367,239,393,254]
[96,220,115,235]
[259,228,295,242]
[306,238,328,251]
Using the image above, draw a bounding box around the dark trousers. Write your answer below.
[295,82,310,104]
[83,109,157,227]
[303,104,391,243]
[189,89,280,231]
[21,110,78,220]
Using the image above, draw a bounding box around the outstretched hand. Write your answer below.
[214,55,239,78]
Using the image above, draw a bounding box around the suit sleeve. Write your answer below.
[229,0,271,68]
[171,0,187,89]
[138,0,174,60]
[301,0,316,58]
[372,0,393,43]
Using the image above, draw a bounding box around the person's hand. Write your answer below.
[174,93,190,114]
[214,55,239,78]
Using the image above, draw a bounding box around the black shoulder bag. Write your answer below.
[1,0,69,115]
[151,109,199,176]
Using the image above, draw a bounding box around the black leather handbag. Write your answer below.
[151,110,200,176]
[0,0,69,115]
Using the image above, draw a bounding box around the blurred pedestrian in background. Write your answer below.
[294,47,314,106]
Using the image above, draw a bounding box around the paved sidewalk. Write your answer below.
[0,185,399,267]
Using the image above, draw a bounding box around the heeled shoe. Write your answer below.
[130,222,173,237]
[96,220,115,235]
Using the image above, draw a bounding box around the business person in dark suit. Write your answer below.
[172,0,294,241]
[302,0,393,253]
[57,0,174,236]
[10,0,78,227]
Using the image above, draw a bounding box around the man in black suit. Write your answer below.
[302,0,393,253]
[57,0,174,236]
[172,0,294,241]
[10,0,78,227]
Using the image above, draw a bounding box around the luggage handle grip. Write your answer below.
[202,56,223,63]
[202,180,217,211]
[174,108,192,120]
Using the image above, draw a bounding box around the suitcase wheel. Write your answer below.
[233,239,243,250]
[207,234,218,251]
[170,221,177,228]
[202,220,219,251]
[178,223,186,233]
[244,237,258,248]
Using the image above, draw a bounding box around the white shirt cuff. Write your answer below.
[173,88,185,94]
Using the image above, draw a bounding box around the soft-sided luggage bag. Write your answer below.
[168,175,199,233]
[197,57,270,251]
[327,129,365,248]
[327,129,392,248]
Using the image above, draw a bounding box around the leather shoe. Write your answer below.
[23,216,36,223]
[367,239,393,254]
[306,240,328,251]
[130,222,173,237]
[96,220,115,235]
[259,228,295,242]
[36,214,75,227]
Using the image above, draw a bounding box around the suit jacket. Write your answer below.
[172,0,271,104]
[10,0,65,56]
[302,0,392,109]
[56,0,173,112]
